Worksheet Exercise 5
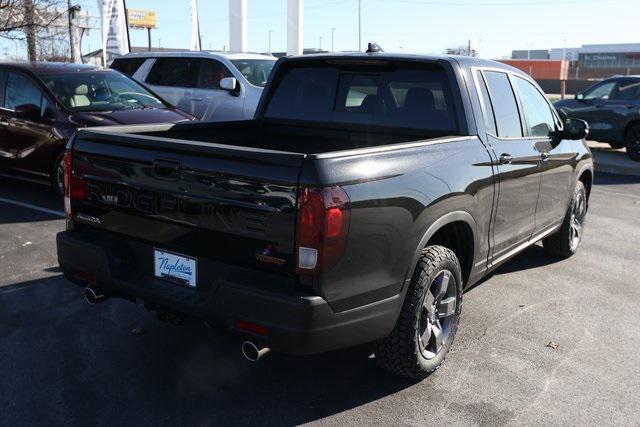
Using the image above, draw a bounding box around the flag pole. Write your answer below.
[122,0,131,52]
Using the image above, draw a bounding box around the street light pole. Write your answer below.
[319,36,323,50]
[331,27,335,52]
[268,30,273,53]
[358,0,361,51]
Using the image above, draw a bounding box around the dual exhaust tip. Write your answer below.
[84,287,270,362]
[241,341,270,362]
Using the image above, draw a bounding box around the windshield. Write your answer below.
[38,71,166,112]
[230,59,275,87]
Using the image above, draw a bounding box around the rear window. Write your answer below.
[264,61,459,133]
[110,57,146,77]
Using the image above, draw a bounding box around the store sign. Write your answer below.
[583,54,617,61]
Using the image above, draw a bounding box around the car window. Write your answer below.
[196,59,231,89]
[4,72,44,111]
[613,80,640,100]
[514,77,556,137]
[38,71,165,112]
[584,81,616,100]
[146,58,199,88]
[475,71,497,136]
[230,59,275,87]
[482,71,522,138]
[110,57,147,77]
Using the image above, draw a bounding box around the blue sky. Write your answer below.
[4,0,640,59]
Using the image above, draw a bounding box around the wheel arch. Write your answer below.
[623,119,640,142]
[405,211,478,289]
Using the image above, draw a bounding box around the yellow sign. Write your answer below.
[127,9,157,29]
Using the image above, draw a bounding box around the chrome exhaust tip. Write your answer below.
[241,341,270,362]
[84,287,106,305]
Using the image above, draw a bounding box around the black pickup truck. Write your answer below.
[57,53,593,379]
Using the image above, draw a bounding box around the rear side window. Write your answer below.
[146,58,199,88]
[483,71,522,138]
[264,62,459,133]
[110,57,146,77]
[476,71,497,135]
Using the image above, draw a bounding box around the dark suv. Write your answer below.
[554,76,640,160]
[0,62,194,194]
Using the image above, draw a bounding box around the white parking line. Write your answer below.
[0,197,65,218]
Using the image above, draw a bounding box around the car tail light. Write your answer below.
[63,150,87,219]
[296,186,350,275]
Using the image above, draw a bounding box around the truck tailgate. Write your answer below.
[70,130,305,277]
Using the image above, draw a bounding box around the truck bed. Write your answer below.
[86,119,457,155]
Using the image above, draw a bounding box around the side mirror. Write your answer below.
[562,118,589,140]
[220,77,238,94]
[14,103,41,121]
[575,92,584,101]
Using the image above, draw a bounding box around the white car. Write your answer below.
[111,52,276,122]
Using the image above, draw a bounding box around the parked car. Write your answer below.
[110,51,276,122]
[0,62,194,194]
[554,76,640,161]
[57,53,593,379]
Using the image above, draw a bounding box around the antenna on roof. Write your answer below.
[366,42,384,53]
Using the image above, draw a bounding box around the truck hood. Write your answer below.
[71,108,194,126]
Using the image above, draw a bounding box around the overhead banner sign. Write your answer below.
[98,0,130,65]
[190,0,201,51]
[128,9,157,29]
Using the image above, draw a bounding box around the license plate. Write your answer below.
[153,249,197,288]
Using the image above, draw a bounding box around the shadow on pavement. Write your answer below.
[594,171,640,185]
[0,275,416,426]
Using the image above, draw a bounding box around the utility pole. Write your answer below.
[67,1,81,63]
[331,27,335,52]
[319,36,323,50]
[24,0,37,62]
[268,30,273,53]
[358,0,362,51]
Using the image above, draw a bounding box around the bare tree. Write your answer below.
[0,0,69,61]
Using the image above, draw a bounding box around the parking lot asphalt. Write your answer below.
[1,173,639,426]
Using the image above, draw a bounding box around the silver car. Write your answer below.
[110,52,276,121]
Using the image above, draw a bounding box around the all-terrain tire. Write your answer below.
[543,181,587,259]
[375,245,463,380]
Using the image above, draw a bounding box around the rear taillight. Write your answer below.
[296,186,350,275]
[63,150,87,219]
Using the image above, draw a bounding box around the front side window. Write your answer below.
[613,80,640,100]
[584,81,616,100]
[230,59,275,87]
[483,71,522,138]
[264,62,459,133]
[196,59,231,89]
[4,72,44,111]
[514,77,556,137]
[39,71,165,112]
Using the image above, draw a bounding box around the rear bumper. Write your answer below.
[56,230,400,355]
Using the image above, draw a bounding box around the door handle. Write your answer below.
[498,153,512,165]
[190,97,203,102]
[0,121,8,126]
[540,152,550,161]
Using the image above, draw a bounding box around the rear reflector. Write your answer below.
[295,186,350,275]
[233,320,269,336]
